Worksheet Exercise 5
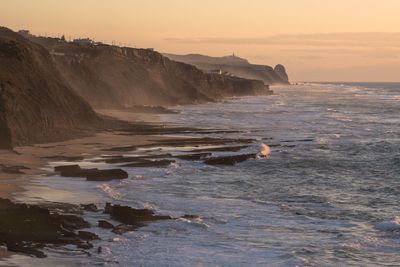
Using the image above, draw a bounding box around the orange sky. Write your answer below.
[2,0,400,81]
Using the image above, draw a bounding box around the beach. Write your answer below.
[0,110,172,262]
[0,110,158,196]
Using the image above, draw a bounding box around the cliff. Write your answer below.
[30,37,271,108]
[164,54,290,85]
[0,27,101,149]
[0,27,275,148]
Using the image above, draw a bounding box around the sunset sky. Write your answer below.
[2,0,400,81]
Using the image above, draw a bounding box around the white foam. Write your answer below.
[177,217,209,229]
[97,184,123,200]
[257,143,271,158]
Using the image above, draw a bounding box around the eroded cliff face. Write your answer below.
[40,43,271,108]
[0,27,273,148]
[164,54,290,85]
[0,27,101,148]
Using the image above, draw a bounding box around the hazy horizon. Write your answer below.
[2,0,400,82]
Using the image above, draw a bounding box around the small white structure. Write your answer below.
[73,38,93,45]
[209,69,223,75]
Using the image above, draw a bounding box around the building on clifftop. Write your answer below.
[73,38,93,45]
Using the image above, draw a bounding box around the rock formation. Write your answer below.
[274,64,289,83]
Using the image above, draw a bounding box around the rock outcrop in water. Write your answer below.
[0,198,94,257]
[0,27,101,149]
[54,165,129,181]
[274,64,289,83]
[164,53,290,85]
[30,36,272,108]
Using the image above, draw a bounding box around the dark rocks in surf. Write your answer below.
[204,153,257,166]
[51,213,90,229]
[101,155,175,168]
[0,198,96,258]
[54,164,81,173]
[120,159,175,168]
[54,164,99,178]
[173,153,212,160]
[112,224,136,235]
[86,169,128,181]
[65,168,100,178]
[78,231,100,241]
[98,220,114,229]
[81,203,98,212]
[54,165,128,181]
[187,145,248,153]
[104,203,172,228]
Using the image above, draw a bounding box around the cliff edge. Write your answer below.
[164,53,289,85]
[0,27,101,148]
[0,27,276,148]
[28,36,271,108]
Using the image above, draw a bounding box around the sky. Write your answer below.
[1,0,400,81]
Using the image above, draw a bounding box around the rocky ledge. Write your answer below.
[0,199,191,258]
[0,198,93,257]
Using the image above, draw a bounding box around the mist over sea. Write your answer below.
[9,83,400,266]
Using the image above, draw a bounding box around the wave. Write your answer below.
[97,184,124,200]
[375,217,400,232]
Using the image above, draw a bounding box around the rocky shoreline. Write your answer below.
[0,26,282,263]
[0,198,194,258]
[0,108,267,260]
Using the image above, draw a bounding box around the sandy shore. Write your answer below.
[0,107,252,200]
[0,109,173,260]
[0,109,165,200]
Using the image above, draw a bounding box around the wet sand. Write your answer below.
[0,108,255,199]
[0,110,165,199]
[0,110,168,260]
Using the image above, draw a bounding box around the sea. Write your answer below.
[4,83,400,267]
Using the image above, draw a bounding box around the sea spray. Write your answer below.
[257,143,271,158]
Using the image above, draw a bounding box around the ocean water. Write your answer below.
[7,83,400,266]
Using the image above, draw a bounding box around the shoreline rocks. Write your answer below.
[0,198,95,258]
[86,169,128,181]
[104,203,172,228]
[204,153,257,165]
[54,165,128,181]
[98,220,114,229]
